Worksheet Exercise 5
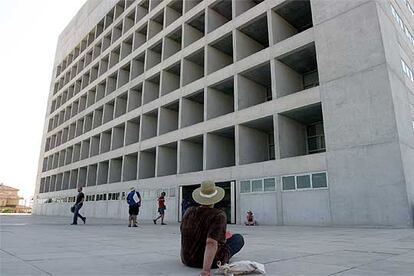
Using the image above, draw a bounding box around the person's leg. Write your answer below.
[77,213,86,223]
[132,209,138,226]
[226,234,244,258]
[77,205,86,223]
[128,206,133,226]
[72,205,80,224]
[134,208,139,225]
[154,209,162,223]
[160,209,167,225]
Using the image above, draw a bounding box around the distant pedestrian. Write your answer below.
[153,192,166,225]
[127,187,141,227]
[71,187,86,225]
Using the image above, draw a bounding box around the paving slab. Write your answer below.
[1,215,414,275]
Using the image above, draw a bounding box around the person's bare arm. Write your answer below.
[200,238,218,276]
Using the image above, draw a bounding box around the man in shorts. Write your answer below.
[153,192,166,225]
[126,187,141,227]
[181,181,244,276]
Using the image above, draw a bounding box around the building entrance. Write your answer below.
[179,181,235,223]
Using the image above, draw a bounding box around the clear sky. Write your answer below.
[0,0,86,202]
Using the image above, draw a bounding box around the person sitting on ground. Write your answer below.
[245,210,256,226]
[181,181,244,276]
[126,187,141,227]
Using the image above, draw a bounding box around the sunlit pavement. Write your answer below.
[1,215,414,275]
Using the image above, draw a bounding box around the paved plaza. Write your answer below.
[1,215,414,275]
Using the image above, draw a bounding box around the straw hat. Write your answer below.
[192,180,225,205]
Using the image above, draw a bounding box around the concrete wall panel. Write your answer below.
[282,190,331,226]
[311,0,371,26]
[327,141,411,226]
[314,1,385,83]
[321,64,397,151]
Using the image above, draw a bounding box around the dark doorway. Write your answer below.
[180,181,234,223]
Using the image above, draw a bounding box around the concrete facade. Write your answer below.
[34,0,414,227]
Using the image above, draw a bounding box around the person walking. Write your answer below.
[153,192,166,225]
[180,181,244,276]
[71,187,86,225]
[127,187,141,227]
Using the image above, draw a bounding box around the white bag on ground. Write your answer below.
[217,260,266,275]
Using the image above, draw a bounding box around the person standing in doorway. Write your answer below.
[182,198,191,217]
[153,192,166,225]
[71,187,86,225]
[127,187,141,227]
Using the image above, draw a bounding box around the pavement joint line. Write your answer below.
[328,266,359,276]
[394,247,414,250]
[24,249,181,262]
[342,249,399,256]
[0,248,53,276]
[262,252,321,265]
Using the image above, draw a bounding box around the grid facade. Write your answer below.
[34,0,414,227]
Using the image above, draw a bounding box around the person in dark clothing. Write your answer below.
[181,198,191,217]
[71,187,86,225]
[153,192,166,225]
[181,181,244,276]
[127,187,141,227]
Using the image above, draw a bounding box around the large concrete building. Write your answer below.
[34,0,414,227]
